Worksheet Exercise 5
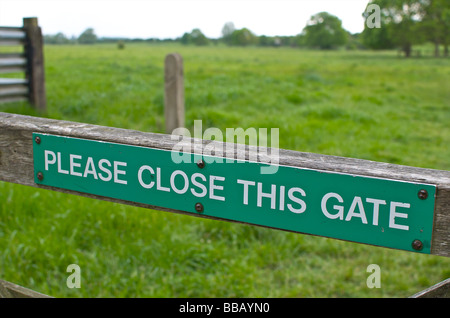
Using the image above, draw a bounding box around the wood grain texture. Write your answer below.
[0,112,449,256]
[23,17,46,112]
[0,18,45,110]
[410,278,450,298]
[0,279,51,298]
[164,52,184,134]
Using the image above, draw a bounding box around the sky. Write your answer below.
[0,0,371,39]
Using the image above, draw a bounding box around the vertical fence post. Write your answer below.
[164,53,184,134]
[23,17,46,112]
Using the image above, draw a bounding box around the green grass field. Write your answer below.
[0,43,449,297]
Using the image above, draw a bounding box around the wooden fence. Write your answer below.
[0,111,449,297]
[0,45,449,297]
[0,17,46,111]
[0,111,449,255]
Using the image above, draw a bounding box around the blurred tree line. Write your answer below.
[44,28,97,44]
[44,0,449,57]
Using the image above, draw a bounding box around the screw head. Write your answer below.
[196,159,205,169]
[195,202,204,213]
[37,172,43,181]
[412,240,423,251]
[418,189,428,200]
[35,136,41,144]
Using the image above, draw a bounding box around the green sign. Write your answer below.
[33,133,436,254]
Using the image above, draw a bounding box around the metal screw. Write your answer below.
[418,189,428,200]
[196,159,205,169]
[412,240,423,251]
[37,172,43,181]
[35,136,41,144]
[195,202,204,213]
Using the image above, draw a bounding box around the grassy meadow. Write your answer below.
[0,43,449,297]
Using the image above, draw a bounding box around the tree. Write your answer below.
[302,12,348,49]
[361,23,395,50]
[363,0,426,57]
[292,34,306,47]
[180,29,209,46]
[190,28,209,46]
[221,22,235,45]
[180,32,192,45]
[421,0,450,56]
[44,32,71,44]
[78,28,97,44]
[229,28,257,46]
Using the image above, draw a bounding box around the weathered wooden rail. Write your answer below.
[0,280,51,298]
[410,278,450,298]
[0,112,449,257]
[0,18,46,111]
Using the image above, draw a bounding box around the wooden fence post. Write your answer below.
[23,17,46,112]
[164,53,184,134]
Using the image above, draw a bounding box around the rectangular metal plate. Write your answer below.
[33,133,436,253]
